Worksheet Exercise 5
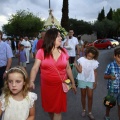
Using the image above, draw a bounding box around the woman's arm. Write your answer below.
[66,61,77,93]
[27,104,35,120]
[0,101,3,116]
[29,59,41,89]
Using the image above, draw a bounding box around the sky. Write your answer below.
[0,0,120,31]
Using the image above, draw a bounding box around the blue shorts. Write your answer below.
[78,80,93,89]
[111,93,120,106]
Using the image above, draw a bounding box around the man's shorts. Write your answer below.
[112,92,120,106]
[78,80,93,89]
[20,62,26,67]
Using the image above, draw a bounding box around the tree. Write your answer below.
[107,8,113,20]
[69,18,93,35]
[97,7,105,21]
[113,8,120,37]
[61,0,69,31]
[93,19,117,38]
[2,10,44,37]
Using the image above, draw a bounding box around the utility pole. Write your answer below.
[49,0,51,9]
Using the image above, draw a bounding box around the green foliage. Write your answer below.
[107,8,113,20]
[97,7,105,21]
[93,19,117,38]
[69,18,93,35]
[61,0,69,31]
[2,10,44,37]
[113,8,120,36]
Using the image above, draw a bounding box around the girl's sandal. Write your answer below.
[81,110,86,117]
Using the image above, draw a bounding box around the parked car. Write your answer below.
[106,38,119,47]
[89,39,113,49]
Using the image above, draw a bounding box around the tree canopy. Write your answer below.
[2,10,44,37]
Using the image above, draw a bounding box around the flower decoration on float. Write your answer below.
[43,25,68,40]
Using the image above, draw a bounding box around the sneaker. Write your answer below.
[81,110,86,117]
[88,112,95,120]
[104,116,111,120]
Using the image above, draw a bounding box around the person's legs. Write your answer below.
[87,87,95,120]
[53,113,62,120]
[81,88,87,110]
[48,112,54,120]
[87,87,93,113]
[117,93,120,120]
[69,57,75,64]
[118,106,120,120]
[105,107,110,117]
[26,49,30,63]
[81,88,87,117]
[0,66,6,95]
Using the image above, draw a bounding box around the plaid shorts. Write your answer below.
[110,92,120,106]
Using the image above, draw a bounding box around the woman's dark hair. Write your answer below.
[42,28,65,57]
[85,46,99,60]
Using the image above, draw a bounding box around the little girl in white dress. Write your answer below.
[74,46,99,120]
[0,66,37,120]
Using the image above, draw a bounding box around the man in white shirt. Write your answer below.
[63,30,79,65]
[21,36,31,64]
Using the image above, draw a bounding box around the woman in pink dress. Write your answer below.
[30,28,77,120]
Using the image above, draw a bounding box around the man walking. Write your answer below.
[63,29,79,64]
[0,31,13,95]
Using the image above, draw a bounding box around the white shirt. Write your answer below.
[21,40,31,51]
[0,92,37,120]
[63,36,79,57]
[77,57,99,82]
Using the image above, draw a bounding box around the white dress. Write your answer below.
[77,57,99,82]
[0,92,37,120]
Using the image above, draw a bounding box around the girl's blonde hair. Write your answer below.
[2,66,30,107]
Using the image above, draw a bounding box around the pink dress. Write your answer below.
[36,48,69,113]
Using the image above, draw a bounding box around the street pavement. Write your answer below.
[11,48,119,120]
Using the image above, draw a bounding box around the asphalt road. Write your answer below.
[11,48,119,120]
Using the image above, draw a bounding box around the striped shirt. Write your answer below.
[0,40,13,67]
[105,60,120,93]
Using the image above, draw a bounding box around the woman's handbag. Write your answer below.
[103,80,116,108]
[54,66,72,93]
[62,79,72,93]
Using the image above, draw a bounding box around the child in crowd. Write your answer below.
[79,41,89,57]
[0,66,37,120]
[74,46,99,120]
[16,44,27,69]
[104,47,120,120]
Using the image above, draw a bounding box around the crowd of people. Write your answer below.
[0,29,120,120]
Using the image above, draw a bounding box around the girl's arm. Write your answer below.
[29,59,41,89]
[74,62,82,73]
[0,101,3,116]
[93,69,97,89]
[66,61,77,94]
[27,104,35,120]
